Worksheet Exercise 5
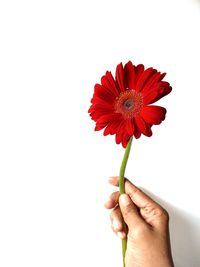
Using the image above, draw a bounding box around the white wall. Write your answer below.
[0,0,200,266]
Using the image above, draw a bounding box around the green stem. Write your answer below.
[119,136,133,267]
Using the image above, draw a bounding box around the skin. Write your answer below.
[105,176,174,267]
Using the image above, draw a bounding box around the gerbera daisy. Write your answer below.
[88,61,172,148]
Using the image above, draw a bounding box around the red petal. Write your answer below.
[134,115,152,137]
[122,132,131,148]
[115,63,125,92]
[91,96,114,108]
[125,119,134,135]
[124,61,136,90]
[134,115,147,136]
[143,91,158,106]
[134,64,145,90]
[132,117,141,139]
[103,119,123,136]
[89,101,114,111]
[143,120,152,137]
[140,105,166,125]
[95,123,107,131]
[103,123,113,136]
[143,83,172,105]
[96,113,121,124]
[136,68,156,92]
[101,71,119,96]
[90,110,114,121]
[115,121,125,144]
[142,72,166,95]
[94,84,115,103]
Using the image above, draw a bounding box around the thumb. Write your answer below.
[119,194,145,230]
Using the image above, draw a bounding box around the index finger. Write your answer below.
[108,176,159,209]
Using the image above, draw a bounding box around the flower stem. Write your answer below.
[119,136,133,267]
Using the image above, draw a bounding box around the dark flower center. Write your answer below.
[123,99,134,110]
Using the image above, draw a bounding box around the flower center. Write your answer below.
[123,99,134,110]
[115,89,143,118]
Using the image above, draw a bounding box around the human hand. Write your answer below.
[104,177,174,267]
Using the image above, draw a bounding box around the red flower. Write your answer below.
[88,61,172,148]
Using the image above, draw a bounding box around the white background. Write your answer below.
[0,0,200,266]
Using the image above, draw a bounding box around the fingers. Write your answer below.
[108,176,169,229]
[104,191,119,209]
[105,190,126,238]
[110,206,126,239]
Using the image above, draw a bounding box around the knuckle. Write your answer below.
[143,204,165,218]
[155,206,169,221]
[141,204,169,223]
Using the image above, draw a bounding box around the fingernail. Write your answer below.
[120,194,130,206]
[113,219,120,230]
[117,231,126,239]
